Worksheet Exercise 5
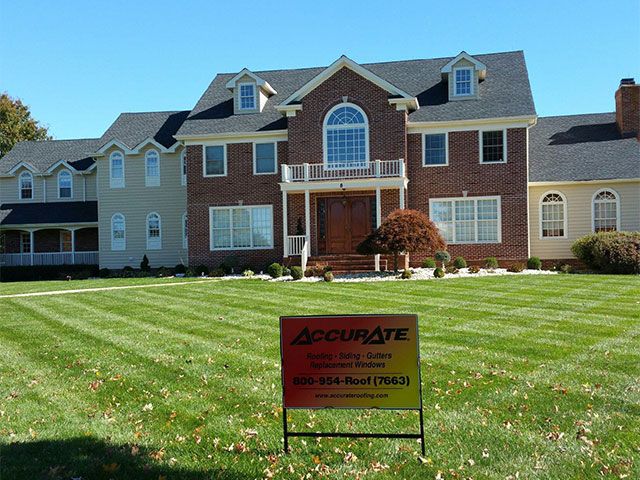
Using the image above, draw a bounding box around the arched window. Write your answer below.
[181,150,187,186]
[58,170,73,198]
[19,171,33,199]
[593,189,619,232]
[182,212,188,248]
[110,151,124,188]
[111,213,126,250]
[145,150,160,186]
[146,212,161,249]
[540,191,567,238]
[323,103,369,169]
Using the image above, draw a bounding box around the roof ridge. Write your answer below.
[118,109,191,115]
[538,111,616,119]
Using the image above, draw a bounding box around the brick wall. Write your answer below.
[406,128,529,264]
[615,83,640,138]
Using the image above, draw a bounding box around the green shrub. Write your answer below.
[267,263,283,278]
[99,268,110,278]
[283,267,292,277]
[453,257,467,269]
[467,265,480,274]
[156,267,172,278]
[123,266,134,272]
[242,269,255,277]
[304,268,314,278]
[174,264,186,274]
[484,257,499,269]
[0,264,99,282]
[185,268,197,277]
[194,264,209,276]
[122,266,135,278]
[135,270,153,278]
[291,266,303,280]
[421,258,436,268]
[526,256,542,270]
[435,251,451,267]
[507,263,524,273]
[399,269,412,279]
[140,255,150,272]
[323,271,334,282]
[209,268,225,277]
[240,264,254,275]
[445,266,458,274]
[571,231,640,274]
[553,263,573,274]
[222,255,239,272]
[433,267,445,278]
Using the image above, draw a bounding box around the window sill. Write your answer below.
[210,246,274,251]
[422,163,449,167]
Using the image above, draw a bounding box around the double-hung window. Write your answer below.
[19,171,33,199]
[60,231,72,252]
[210,205,273,250]
[238,83,256,110]
[254,142,277,174]
[182,212,188,249]
[58,170,72,198]
[540,192,566,238]
[424,133,447,166]
[111,213,126,250]
[204,145,226,176]
[146,212,161,249]
[181,150,187,185]
[110,151,124,188]
[145,150,160,186]
[20,232,31,253]
[454,68,473,96]
[593,189,619,232]
[481,130,506,163]
[430,196,501,243]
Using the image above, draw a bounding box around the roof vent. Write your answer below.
[620,78,635,86]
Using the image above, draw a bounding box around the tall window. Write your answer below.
[146,212,161,249]
[145,150,160,186]
[210,205,273,250]
[60,231,72,252]
[19,171,33,199]
[254,142,276,174]
[181,150,187,186]
[481,130,506,163]
[110,151,124,188]
[430,196,500,243]
[204,145,226,176]
[541,192,566,238]
[454,68,473,96]
[20,232,31,253]
[111,213,126,250]
[58,170,72,198]
[324,103,369,169]
[238,83,256,110]
[182,212,188,249]
[424,133,447,166]
[593,189,619,232]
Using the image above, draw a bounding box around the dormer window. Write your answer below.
[239,83,256,110]
[454,68,473,96]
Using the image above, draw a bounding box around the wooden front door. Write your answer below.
[325,196,372,254]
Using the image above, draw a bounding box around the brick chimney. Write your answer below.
[615,78,640,138]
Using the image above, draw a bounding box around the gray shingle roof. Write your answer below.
[0,138,100,175]
[529,113,640,182]
[0,201,98,225]
[98,110,190,149]
[177,50,536,137]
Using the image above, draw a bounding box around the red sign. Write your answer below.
[280,315,421,409]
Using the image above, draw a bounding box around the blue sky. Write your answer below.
[1,0,638,140]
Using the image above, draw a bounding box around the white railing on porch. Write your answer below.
[0,251,99,266]
[281,159,405,183]
[287,235,309,272]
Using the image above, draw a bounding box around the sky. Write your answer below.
[1,0,639,140]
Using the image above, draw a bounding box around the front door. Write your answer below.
[325,196,372,254]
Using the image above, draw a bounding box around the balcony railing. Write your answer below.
[281,159,405,183]
[0,251,99,266]
[286,235,309,272]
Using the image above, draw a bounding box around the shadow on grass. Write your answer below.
[1,437,250,479]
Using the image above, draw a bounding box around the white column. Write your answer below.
[399,187,405,209]
[43,178,47,203]
[304,189,311,247]
[71,229,76,264]
[282,191,288,257]
[375,187,382,271]
[29,230,34,266]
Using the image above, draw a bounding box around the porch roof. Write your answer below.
[0,201,98,227]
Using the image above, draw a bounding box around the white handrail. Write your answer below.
[281,159,405,183]
[0,251,99,266]
[287,235,306,255]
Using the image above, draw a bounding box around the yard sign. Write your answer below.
[280,314,424,454]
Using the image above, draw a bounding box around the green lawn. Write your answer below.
[0,275,638,479]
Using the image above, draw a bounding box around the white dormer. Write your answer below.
[225,68,277,114]
[440,51,487,101]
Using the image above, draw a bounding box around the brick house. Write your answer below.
[1,51,638,272]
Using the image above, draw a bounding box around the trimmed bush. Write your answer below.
[135,270,153,278]
[185,268,197,277]
[571,231,640,274]
[433,267,445,278]
[209,268,225,277]
[0,264,99,282]
[242,269,254,277]
[282,267,291,277]
[304,268,314,278]
[399,269,412,279]
[553,263,573,274]
[445,266,458,274]
[174,264,186,274]
[267,262,283,278]
[123,266,134,272]
[467,265,481,274]
[291,266,303,280]
[156,267,172,278]
[435,251,451,267]
[99,268,110,278]
[140,255,150,272]
[484,257,499,269]
[323,271,334,282]
[526,256,542,270]
[453,257,467,269]
[507,263,524,273]
[194,264,209,276]
[421,258,436,268]
[240,264,254,275]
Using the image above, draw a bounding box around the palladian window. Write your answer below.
[541,192,566,238]
[323,103,369,169]
[19,171,33,199]
[593,189,619,232]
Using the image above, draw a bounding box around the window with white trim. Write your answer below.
[110,151,124,188]
[181,150,187,186]
[146,212,161,249]
[481,130,506,163]
[541,192,566,238]
[204,145,226,176]
[60,231,72,252]
[254,142,276,174]
[111,213,126,250]
[324,103,369,169]
[182,212,188,249]
[210,205,273,250]
[145,150,160,186]
[423,133,447,166]
[19,171,33,199]
[593,189,619,232]
[430,196,500,243]
[454,67,473,96]
[58,170,72,198]
[238,83,256,110]
[20,232,31,253]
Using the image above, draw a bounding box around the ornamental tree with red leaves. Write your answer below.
[357,209,446,273]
